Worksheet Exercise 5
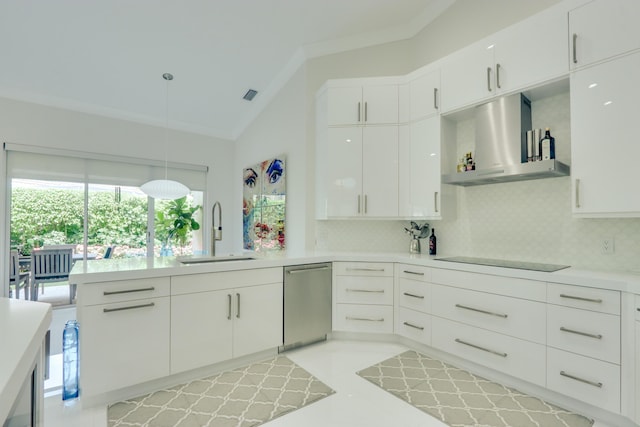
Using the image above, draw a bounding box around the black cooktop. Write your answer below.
[436,256,570,273]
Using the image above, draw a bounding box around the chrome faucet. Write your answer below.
[211,201,222,256]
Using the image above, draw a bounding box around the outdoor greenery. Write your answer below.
[11,187,200,256]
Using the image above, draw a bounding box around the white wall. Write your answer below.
[0,97,237,257]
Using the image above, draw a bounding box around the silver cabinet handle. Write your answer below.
[227,294,232,320]
[496,63,501,89]
[403,322,424,331]
[575,179,581,208]
[357,102,361,122]
[433,88,438,110]
[346,288,385,293]
[346,316,384,322]
[357,195,361,214]
[236,292,241,319]
[403,270,424,276]
[455,338,507,357]
[346,267,386,272]
[560,371,602,388]
[434,192,439,213]
[403,292,425,299]
[572,33,578,64]
[104,286,155,296]
[455,304,508,318]
[559,293,602,304]
[364,194,368,214]
[560,326,602,340]
[103,302,155,313]
[487,67,492,92]
[364,102,368,122]
[287,266,331,274]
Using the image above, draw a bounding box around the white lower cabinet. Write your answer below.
[171,269,283,374]
[635,295,640,424]
[431,316,546,387]
[397,307,431,344]
[78,278,171,397]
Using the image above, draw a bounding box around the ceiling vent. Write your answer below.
[243,89,258,101]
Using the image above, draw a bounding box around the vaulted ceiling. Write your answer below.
[0,0,454,140]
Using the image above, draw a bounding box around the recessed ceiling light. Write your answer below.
[243,89,258,101]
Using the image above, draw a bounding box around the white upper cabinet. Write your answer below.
[441,4,569,113]
[327,82,398,125]
[571,50,640,217]
[409,69,441,121]
[569,0,640,70]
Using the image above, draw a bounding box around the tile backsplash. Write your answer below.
[315,91,640,272]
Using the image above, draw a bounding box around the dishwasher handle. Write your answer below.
[287,265,331,274]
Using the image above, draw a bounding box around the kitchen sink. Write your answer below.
[177,255,256,264]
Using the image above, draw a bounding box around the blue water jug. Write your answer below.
[62,320,79,400]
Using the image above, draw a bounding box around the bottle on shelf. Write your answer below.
[539,128,555,161]
[428,228,437,256]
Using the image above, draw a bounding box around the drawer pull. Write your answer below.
[455,338,507,358]
[559,294,602,304]
[346,288,385,293]
[403,292,425,299]
[346,316,384,322]
[403,270,425,276]
[103,302,155,313]
[346,267,386,272]
[103,286,155,296]
[559,326,602,340]
[227,294,232,320]
[455,304,508,318]
[560,371,603,388]
[403,322,424,331]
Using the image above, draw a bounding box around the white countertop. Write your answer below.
[70,251,640,294]
[0,298,51,423]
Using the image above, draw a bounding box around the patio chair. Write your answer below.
[30,248,73,302]
[9,250,29,299]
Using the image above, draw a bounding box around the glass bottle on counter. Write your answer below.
[539,128,555,161]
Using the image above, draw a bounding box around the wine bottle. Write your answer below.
[540,128,555,161]
[428,229,437,256]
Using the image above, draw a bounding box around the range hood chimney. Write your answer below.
[442,93,569,186]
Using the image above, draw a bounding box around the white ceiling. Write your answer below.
[0,0,454,140]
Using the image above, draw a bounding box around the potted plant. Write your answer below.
[155,197,201,256]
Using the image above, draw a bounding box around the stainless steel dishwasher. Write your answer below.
[280,263,332,352]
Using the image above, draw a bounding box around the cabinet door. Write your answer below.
[571,51,640,216]
[363,84,398,124]
[495,7,568,92]
[233,282,283,357]
[326,127,363,217]
[440,40,494,113]
[171,290,233,374]
[409,70,440,121]
[570,0,640,69]
[327,86,363,125]
[80,297,170,396]
[399,117,440,218]
[362,126,398,217]
[636,321,640,425]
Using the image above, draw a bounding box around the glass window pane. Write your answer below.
[153,192,204,257]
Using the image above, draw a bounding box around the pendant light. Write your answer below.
[140,73,190,200]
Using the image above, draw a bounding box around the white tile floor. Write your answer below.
[44,340,615,427]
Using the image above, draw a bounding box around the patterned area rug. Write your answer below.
[357,351,594,427]
[108,356,334,427]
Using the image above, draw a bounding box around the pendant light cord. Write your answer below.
[163,72,173,181]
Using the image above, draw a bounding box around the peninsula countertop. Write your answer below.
[69,251,640,294]
[0,298,51,424]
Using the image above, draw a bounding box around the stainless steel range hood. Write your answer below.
[442,93,569,186]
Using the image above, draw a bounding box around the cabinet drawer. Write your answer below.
[79,277,170,306]
[398,279,431,313]
[432,285,546,344]
[397,264,431,281]
[635,295,640,321]
[431,317,546,387]
[432,268,546,302]
[547,283,620,315]
[547,304,620,364]
[336,276,393,305]
[333,304,393,333]
[334,262,393,277]
[397,307,431,345]
[547,347,620,414]
[171,267,283,295]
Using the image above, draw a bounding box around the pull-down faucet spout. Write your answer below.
[211,201,222,256]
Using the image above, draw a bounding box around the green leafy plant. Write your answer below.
[155,197,201,250]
